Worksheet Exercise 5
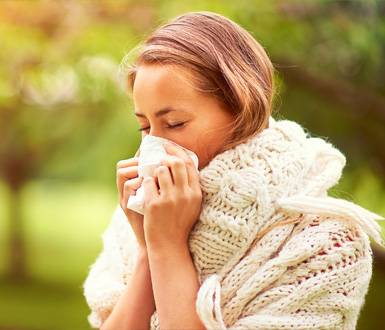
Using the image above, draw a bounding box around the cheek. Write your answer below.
[203,128,230,152]
[195,148,210,170]
[193,126,231,167]
[194,136,222,169]
[173,138,209,169]
[175,122,232,169]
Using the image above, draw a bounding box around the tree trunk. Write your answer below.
[7,184,27,281]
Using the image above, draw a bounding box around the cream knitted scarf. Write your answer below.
[84,118,383,330]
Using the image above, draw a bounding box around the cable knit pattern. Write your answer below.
[84,118,383,329]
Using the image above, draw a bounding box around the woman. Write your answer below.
[84,12,383,329]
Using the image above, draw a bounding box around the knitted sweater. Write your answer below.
[84,118,383,329]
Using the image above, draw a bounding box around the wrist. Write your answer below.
[145,229,190,252]
[137,247,149,263]
[147,240,190,260]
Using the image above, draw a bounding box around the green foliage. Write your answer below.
[0,1,143,189]
[1,0,384,185]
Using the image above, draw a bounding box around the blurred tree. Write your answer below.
[0,1,148,279]
[232,0,385,178]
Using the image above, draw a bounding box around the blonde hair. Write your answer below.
[124,11,274,150]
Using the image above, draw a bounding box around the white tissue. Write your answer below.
[127,135,199,214]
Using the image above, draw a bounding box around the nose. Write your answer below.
[147,128,164,139]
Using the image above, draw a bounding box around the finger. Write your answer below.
[142,177,159,205]
[122,177,143,209]
[117,165,139,181]
[154,165,173,192]
[116,157,139,170]
[117,165,139,197]
[164,142,200,190]
[160,155,188,187]
[123,177,143,197]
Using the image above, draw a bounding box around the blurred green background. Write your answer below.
[0,1,384,329]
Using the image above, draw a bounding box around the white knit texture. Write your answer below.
[84,118,383,329]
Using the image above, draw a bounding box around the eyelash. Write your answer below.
[138,122,185,132]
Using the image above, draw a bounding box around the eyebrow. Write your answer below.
[134,107,186,118]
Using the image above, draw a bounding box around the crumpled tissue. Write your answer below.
[127,135,199,214]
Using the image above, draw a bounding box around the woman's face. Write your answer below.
[133,64,234,169]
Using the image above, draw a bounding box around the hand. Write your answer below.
[116,151,146,249]
[142,142,202,251]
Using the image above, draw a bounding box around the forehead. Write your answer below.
[133,64,201,110]
[134,64,196,92]
[132,63,233,126]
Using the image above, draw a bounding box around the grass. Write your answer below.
[20,180,117,285]
[0,279,90,330]
[0,179,117,329]
[0,168,384,330]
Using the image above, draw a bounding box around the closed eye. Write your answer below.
[138,126,150,132]
[167,122,185,129]
[138,122,186,132]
